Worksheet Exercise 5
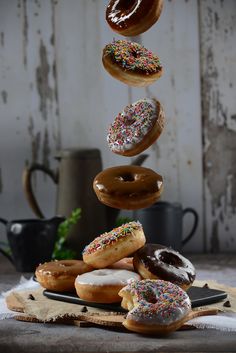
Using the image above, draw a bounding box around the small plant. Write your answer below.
[52,208,81,260]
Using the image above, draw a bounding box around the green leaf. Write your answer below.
[52,208,81,260]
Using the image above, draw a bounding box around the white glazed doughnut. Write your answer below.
[119,279,191,335]
[75,268,140,303]
[107,98,165,157]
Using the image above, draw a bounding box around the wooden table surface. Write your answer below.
[0,253,236,353]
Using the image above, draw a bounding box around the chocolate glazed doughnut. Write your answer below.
[106,0,164,36]
[93,165,163,210]
[133,244,196,290]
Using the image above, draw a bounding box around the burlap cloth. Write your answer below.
[6,279,236,323]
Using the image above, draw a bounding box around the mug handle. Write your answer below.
[0,218,7,225]
[22,163,58,219]
[182,208,199,246]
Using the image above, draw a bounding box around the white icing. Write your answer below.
[107,98,157,153]
[121,279,191,326]
[75,269,140,286]
[154,249,195,282]
[129,301,191,326]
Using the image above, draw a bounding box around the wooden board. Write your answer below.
[6,289,218,332]
[6,290,126,328]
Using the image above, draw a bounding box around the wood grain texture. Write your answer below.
[199,0,236,252]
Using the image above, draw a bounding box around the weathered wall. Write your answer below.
[199,0,236,252]
[0,0,235,253]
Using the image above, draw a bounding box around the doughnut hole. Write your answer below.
[159,251,183,267]
[118,173,136,182]
[146,291,158,304]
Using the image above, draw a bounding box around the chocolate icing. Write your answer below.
[134,244,196,285]
[106,0,157,32]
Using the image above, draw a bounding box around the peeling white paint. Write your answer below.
[200,0,236,252]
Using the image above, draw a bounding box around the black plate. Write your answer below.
[43,286,227,312]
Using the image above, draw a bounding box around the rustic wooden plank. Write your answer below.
[199,0,236,252]
[0,0,59,223]
[0,0,28,225]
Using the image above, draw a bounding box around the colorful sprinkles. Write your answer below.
[120,279,191,325]
[82,221,142,255]
[104,39,162,74]
[107,98,157,152]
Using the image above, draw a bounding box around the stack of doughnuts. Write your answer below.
[36,222,145,302]
[35,221,196,334]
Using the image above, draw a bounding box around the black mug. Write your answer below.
[0,216,65,272]
[135,202,198,251]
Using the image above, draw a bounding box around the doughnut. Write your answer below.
[119,279,191,335]
[93,165,163,210]
[108,257,134,271]
[133,244,196,290]
[35,260,93,292]
[75,268,140,303]
[82,221,146,268]
[106,0,164,36]
[107,98,165,157]
[102,40,163,87]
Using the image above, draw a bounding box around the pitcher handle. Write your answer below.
[0,218,14,264]
[22,163,58,218]
[182,208,199,246]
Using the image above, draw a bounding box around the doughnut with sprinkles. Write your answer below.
[119,279,192,335]
[102,39,163,87]
[107,98,165,156]
[82,221,146,268]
